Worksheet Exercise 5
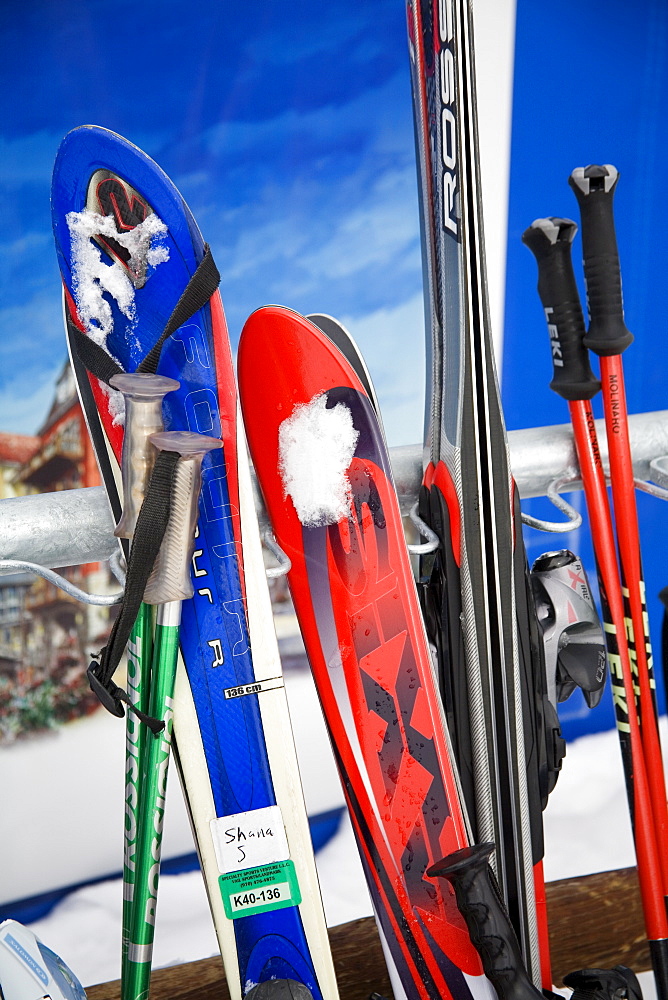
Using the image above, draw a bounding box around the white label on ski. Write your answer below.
[210,805,290,874]
[222,676,284,700]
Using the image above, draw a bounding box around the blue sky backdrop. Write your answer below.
[0,0,424,443]
[4,0,668,735]
[506,0,668,731]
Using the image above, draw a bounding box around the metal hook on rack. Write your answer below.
[0,559,124,606]
[643,456,668,501]
[109,547,126,586]
[263,531,292,579]
[636,478,668,502]
[407,503,440,555]
[520,474,583,533]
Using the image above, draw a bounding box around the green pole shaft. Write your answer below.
[121,601,154,995]
[123,601,181,1000]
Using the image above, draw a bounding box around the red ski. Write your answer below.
[238,306,492,1000]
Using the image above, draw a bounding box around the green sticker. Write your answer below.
[219,860,302,919]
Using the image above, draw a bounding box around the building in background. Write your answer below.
[0,432,40,501]
[0,363,116,743]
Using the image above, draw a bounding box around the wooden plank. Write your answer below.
[85,866,648,999]
[85,917,392,1000]
[547,866,647,984]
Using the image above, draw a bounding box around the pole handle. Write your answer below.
[522,217,600,402]
[568,165,633,356]
[142,430,221,604]
[428,845,544,1000]
[110,372,180,539]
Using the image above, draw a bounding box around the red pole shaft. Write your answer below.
[533,860,552,990]
[570,398,668,943]
[598,355,668,895]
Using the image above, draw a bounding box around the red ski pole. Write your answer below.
[523,216,668,1000]
[569,164,668,889]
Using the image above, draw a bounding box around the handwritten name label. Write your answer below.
[210,805,289,873]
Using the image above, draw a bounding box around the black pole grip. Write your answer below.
[568,165,634,356]
[522,218,600,401]
[428,844,543,1000]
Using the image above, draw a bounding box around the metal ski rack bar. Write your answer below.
[0,409,667,575]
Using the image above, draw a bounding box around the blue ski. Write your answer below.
[51,125,337,1000]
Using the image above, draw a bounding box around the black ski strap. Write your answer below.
[137,244,220,374]
[73,244,219,727]
[68,244,220,385]
[66,310,124,386]
[87,448,180,732]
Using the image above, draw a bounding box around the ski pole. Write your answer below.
[522,216,668,1000]
[121,603,152,990]
[123,429,222,1000]
[569,164,668,891]
[430,845,645,1000]
[107,372,179,994]
[429,845,547,1000]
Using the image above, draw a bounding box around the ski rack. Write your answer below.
[1,409,668,585]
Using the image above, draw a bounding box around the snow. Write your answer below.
[541,725,638,882]
[20,646,667,997]
[278,393,359,527]
[66,209,169,345]
[65,207,171,427]
[25,813,371,988]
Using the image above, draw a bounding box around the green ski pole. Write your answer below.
[108,372,180,994]
[123,429,221,1000]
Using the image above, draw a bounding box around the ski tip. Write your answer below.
[239,305,378,433]
[244,303,306,325]
[241,305,358,366]
[51,124,200,262]
[62,122,123,140]
[54,123,141,165]
[307,312,380,415]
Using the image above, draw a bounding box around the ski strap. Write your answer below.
[87,448,180,732]
[75,245,220,727]
[67,244,221,384]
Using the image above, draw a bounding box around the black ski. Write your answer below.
[407,0,560,982]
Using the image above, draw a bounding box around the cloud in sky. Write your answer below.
[0,0,407,136]
[0,0,424,444]
[0,372,60,437]
[339,292,426,448]
[181,67,423,342]
[0,292,64,434]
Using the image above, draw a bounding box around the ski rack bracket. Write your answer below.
[520,474,583,533]
[407,502,440,554]
[1,410,668,575]
[0,559,124,606]
[507,410,668,503]
[262,530,293,578]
